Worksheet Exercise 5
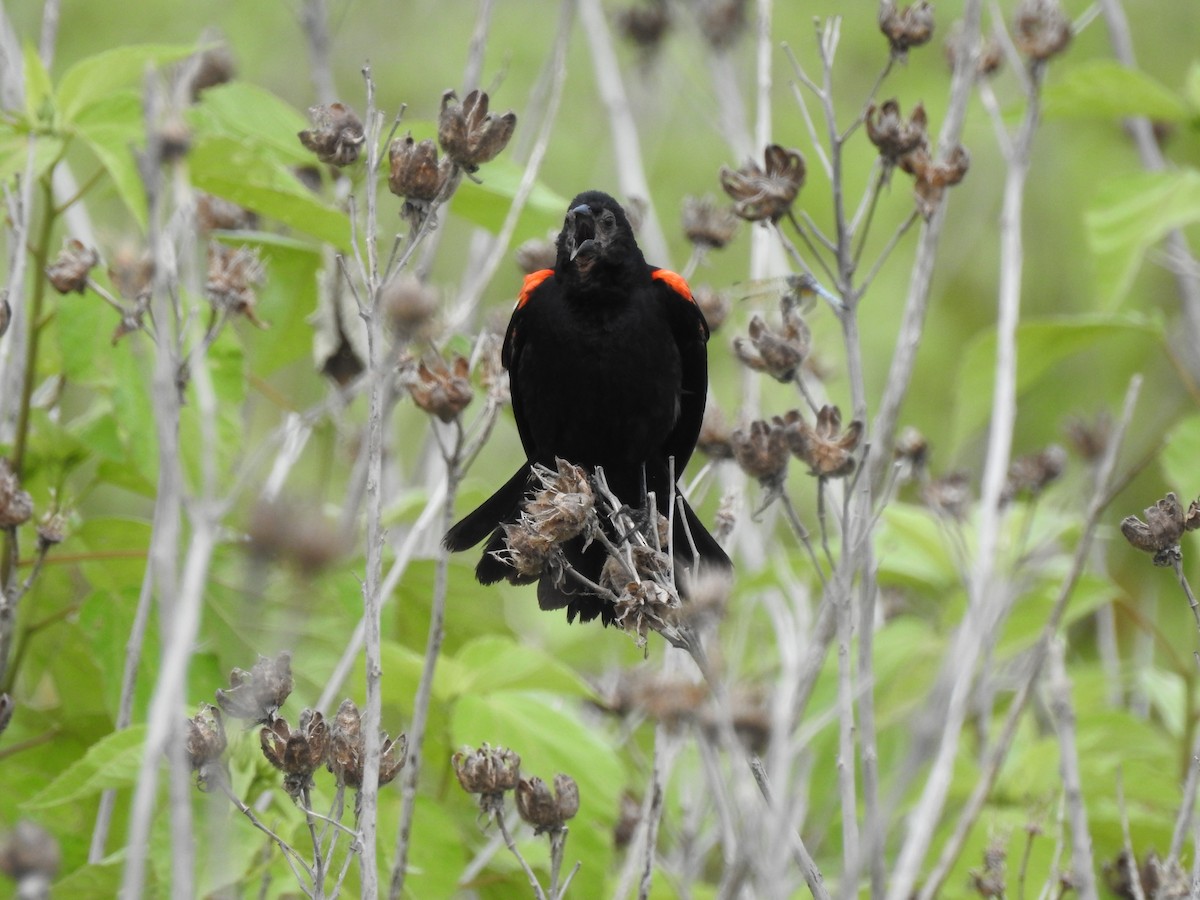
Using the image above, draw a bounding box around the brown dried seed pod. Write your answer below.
[215,651,293,724]
[719,145,806,223]
[437,89,517,172]
[681,195,739,250]
[46,239,99,294]
[298,102,366,167]
[388,134,451,203]
[879,0,935,56]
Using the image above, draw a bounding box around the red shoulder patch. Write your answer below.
[515,268,554,309]
[652,268,693,302]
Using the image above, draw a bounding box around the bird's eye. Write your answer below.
[600,212,615,227]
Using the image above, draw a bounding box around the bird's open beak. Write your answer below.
[568,204,597,262]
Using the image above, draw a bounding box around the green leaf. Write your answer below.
[1162,413,1200,493]
[1187,61,1200,111]
[23,39,54,124]
[190,135,351,250]
[73,92,147,226]
[441,635,592,699]
[1042,60,1190,123]
[1085,169,1200,304]
[875,502,959,592]
[23,724,148,809]
[950,314,1163,450]
[56,43,198,121]
[453,160,568,237]
[187,81,313,167]
[0,131,64,185]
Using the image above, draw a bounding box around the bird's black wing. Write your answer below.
[502,268,557,462]
[651,268,710,474]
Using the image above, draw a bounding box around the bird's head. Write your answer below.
[555,191,643,284]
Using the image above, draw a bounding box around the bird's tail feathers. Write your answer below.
[443,463,532,552]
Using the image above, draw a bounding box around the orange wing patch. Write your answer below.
[516,268,554,309]
[652,268,694,302]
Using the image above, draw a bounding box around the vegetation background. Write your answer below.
[3,0,1200,897]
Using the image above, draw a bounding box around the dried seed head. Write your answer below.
[437,89,517,173]
[327,699,363,788]
[681,195,740,250]
[0,821,61,891]
[185,42,236,101]
[944,21,1004,77]
[1120,492,1198,566]
[970,840,1008,897]
[408,355,473,422]
[923,470,973,520]
[298,102,365,167]
[108,245,154,301]
[613,793,641,848]
[697,404,734,460]
[879,0,936,57]
[695,0,749,50]
[692,284,731,331]
[515,774,579,833]
[524,459,596,543]
[388,133,451,204]
[515,236,557,274]
[894,426,930,477]
[185,703,228,790]
[452,743,522,811]
[1063,410,1111,463]
[377,732,408,787]
[196,192,257,233]
[601,546,672,598]
[46,239,98,294]
[1014,0,1072,62]
[733,310,811,383]
[246,497,346,576]
[382,273,439,340]
[215,651,293,724]
[260,709,329,800]
[899,143,970,219]
[0,460,33,529]
[496,522,555,581]
[785,405,863,479]
[158,119,192,164]
[865,100,928,163]
[613,579,680,646]
[1002,444,1067,503]
[731,418,790,484]
[720,145,806,223]
[206,243,267,326]
[616,2,672,53]
[36,512,66,550]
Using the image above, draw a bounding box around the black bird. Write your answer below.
[444,190,732,622]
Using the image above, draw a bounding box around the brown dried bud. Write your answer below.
[36,512,66,549]
[388,133,451,204]
[185,42,236,101]
[733,310,811,383]
[298,102,365,167]
[970,840,1008,898]
[0,821,61,892]
[515,237,557,275]
[900,143,970,219]
[731,418,789,484]
[944,22,1004,77]
[437,89,517,173]
[1014,0,1072,62]
[46,239,98,294]
[681,195,739,250]
[524,459,595,543]
[261,708,329,799]
[408,355,473,422]
[922,470,972,520]
[1121,492,1198,566]
[215,651,293,724]
[196,193,257,233]
[693,285,731,331]
[206,243,267,326]
[0,292,9,339]
[1002,444,1066,503]
[0,460,33,529]
[720,145,806,223]
[786,405,863,479]
[696,0,749,51]
[185,703,227,790]
[866,100,928,163]
[452,743,522,808]
[1063,411,1111,463]
[246,497,346,576]
[601,545,672,598]
[108,245,154,301]
[516,774,579,833]
[382,273,439,340]
[894,426,930,477]
[158,119,192,164]
[497,522,555,582]
[613,793,641,849]
[879,0,935,56]
[324,699,405,789]
[697,405,734,460]
[616,2,672,52]
[613,579,679,645]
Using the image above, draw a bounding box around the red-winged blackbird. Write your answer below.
[444,190,732,623]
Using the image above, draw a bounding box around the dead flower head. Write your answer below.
[215,651,293,724]
[326,699,406,789]
[616,2,672,54]
[720,144,806,223]
[388,133,452,206]
[0,820,61,893]
[298,102,365,167]
[1002,444,1067,503]
[382,273,439,341]
[206,243,267,326]
[408,355,473,422]
[260,708,329,800]
[733,309,811,383]
[515,236,557,274]
[437,89,517,173]
[879,0,936,57]
[613,579,680,646]
[1014,0,1072,62]
[731,417,790,486]
[516,774,580,834]
[681,195,739,250]
[46,239,98,294]
[899,143,970,219]
[693,284,731,331]
[197,193,256,233]
[1120,492,1200,567]
[695,0,749,51]
[453,743,522,814]
[944,21,1004,77]
[866,100,928,163]
[894,425,930,478]
[36,512,67,550]
[524,459,596,544]
[922,470,973,520]
[786,405,863,479]
[1063,410,1111,464]
[0,460,33,529]
[696,404,734,461]
[185,703,228,791]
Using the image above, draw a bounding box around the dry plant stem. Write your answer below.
[577,0,669,265]
[917,374,1142,899]
[300,0,336,105]
[867,0,984,489]
[748,758,831,900]
[1169,676,1200,865]
[1115,770,1147,900]
[387,440,462,899]
[1097,0,1200,366]
[637,721,670,900]
[1047,640,1098,899]
[222,781,315,888]
[1171,557,1200,636]
[887,62,1043,900]
[495,810,548,900]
